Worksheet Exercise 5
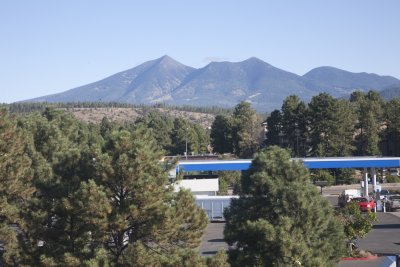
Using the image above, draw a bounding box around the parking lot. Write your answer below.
[199,184,400,265]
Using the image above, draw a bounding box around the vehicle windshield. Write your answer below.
[389,196,400,200]
[352,198,368,203]
[380,190,390,195]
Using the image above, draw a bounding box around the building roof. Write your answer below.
[176,157,400,172]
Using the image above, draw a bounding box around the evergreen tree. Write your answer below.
[170,118,192,156]
[224,146,346,266]
[385,98,400,155]
[337,202,377,253]
[350,91,383,156]
[0,109,37,265]
[16,109,110,265]
[97,126,207,265]
[34,180,111,266]
[120,242,208,267]
[231,102,262,158]
[135,111,174,153]
[210,115,233,154]
[264,109,282,148]
[308,94,355,156]
[281,95,308,157]
[100,117,116,139]
[311,169,334,185]
[193,124,210,154]
[206,251,230,267]
[216,171,241,195]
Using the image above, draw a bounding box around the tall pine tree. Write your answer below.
[97,126,207,265]
[0,109,37,265]
[16,109,111,266]
[224,146,346,266]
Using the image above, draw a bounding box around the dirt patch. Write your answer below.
[60,107,216,128]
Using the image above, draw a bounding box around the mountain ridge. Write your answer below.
[25,56,400,112]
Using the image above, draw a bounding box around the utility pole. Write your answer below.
[185,127,188,160]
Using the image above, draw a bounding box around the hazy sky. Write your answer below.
[1,0,399,103]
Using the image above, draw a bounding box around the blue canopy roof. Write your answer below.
[176,157,400,172]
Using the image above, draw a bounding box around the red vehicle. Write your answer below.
[350,197,375,212]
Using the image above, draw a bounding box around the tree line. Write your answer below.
[208,91,400,160]
[0,108,229,266]
[3,102,232,117]
[264,91,400,157]
[208,91,400,185]
[1,97,381,266]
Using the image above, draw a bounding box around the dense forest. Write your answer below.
[210,91,400,185]
[0,107,231,266]
[1,90,400,265]
[262,91,400,158]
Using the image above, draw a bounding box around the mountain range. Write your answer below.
[27,55,400,112]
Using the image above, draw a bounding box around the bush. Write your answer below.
[386,174,400,183]
[336,168,357,185]
[312,169,334,185]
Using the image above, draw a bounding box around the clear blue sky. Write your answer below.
[1,0,399,103]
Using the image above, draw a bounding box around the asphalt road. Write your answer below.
[199,222,227,256]
[358,212,400,255]
[199,213,400,255]
[199,184,400,266]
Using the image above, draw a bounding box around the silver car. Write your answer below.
[385,195,400,212]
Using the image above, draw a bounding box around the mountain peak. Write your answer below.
[243,57,265,63]
[158,55,176,63]
[158,54,173,61]
[241,57,273,68]
[154,55,188,69]
[24,56,400,112]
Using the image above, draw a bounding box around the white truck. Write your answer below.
[338,189,362,208]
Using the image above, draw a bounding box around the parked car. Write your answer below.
[338,189,362,208]
[385,195,400,212]
[378,189,391,200]
[350,197,375,212]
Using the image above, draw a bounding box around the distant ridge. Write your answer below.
[379,85,400,101]
[304,66,400,94]
[25,56,400,112]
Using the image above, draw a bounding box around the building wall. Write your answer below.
[174,178,219,196]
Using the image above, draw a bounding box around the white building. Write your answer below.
[174,178,219,196]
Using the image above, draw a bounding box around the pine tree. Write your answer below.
[210,115,233,154]
[0,109,36,265]
[351,91,383,156]
[15,109,110,265]
[231,102,262,158]
[224,146,346,266]
[281,95,308,157]
[206,251,230,267]
[170,118,192,156]
[97,126,207,265]
[264,109,282,148]
[308,94,355,156]
[337,202,377,253]
[385,98,400,155]
[193,124,209,154]
[135,111,174,153]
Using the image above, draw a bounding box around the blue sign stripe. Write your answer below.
[303,159,400,169]
[177,162,251,172]
[177,158,400,172]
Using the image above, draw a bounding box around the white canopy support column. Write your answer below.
[363,168,369,197]
[371,167,377,192]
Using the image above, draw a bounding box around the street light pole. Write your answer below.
[185,127,188,160]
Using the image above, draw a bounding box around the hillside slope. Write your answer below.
[25,56,400,112]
